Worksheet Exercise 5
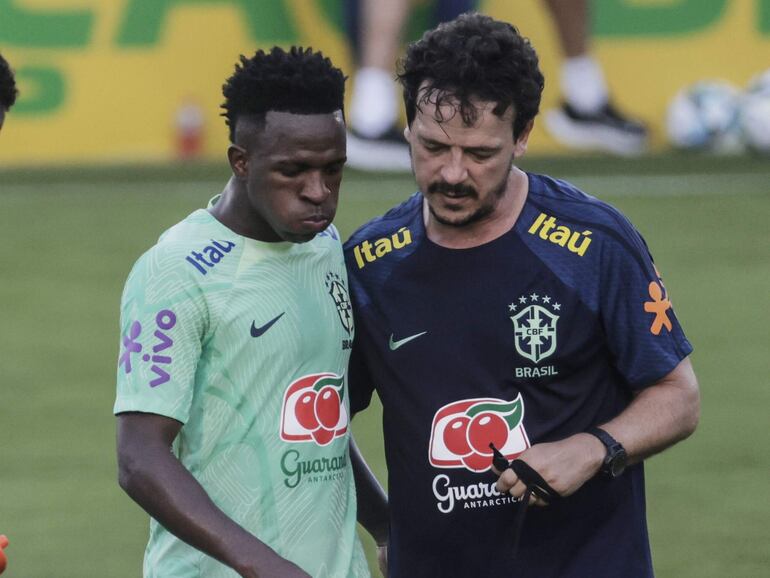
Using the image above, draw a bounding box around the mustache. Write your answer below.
[427,181,477,197]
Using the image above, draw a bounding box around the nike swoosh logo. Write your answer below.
[389,331,427,351]
[250,312,285,337]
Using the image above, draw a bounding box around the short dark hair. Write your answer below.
[397,12,544,139]
[221,46,346,142]
[0,53,18,111]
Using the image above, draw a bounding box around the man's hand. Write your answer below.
[349,436,389,576]
[376,542,388,577]
[236,552,311,578]
[117,412,311,577]
[495,358,700,505]
[494,433,605,505]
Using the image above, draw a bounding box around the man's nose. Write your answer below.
[302,171,331,203]
[440,149,468,185]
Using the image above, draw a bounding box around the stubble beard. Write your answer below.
[426,166,512,228]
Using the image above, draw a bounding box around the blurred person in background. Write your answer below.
[345,0,647,170]
[0,53,18,132]
[0,53,17,578]
[345,13,698,577]
[115,46,379,578]
[539,0,648,156]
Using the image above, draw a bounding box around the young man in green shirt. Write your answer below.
[115,47,380,578]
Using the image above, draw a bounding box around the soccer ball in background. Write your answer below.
[739,69,770,154]
[666,80,743,153]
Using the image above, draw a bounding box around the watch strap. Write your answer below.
[587,426,626,477]
[587,426,620,451]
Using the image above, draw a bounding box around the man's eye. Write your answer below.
[423,143,445,153]
[278,166,302,177]
[324,164,344,175]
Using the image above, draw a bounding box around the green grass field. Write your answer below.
[1,155,768,577]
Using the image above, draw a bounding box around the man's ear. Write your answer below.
[227,144,248,178]
[513,120,535,158]
[403,125,412,144]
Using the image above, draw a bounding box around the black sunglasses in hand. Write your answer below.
[489,443,562,559]
[489,443,561,504]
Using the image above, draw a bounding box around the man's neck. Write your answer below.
[209,178,261,239]
[423,168,529,249]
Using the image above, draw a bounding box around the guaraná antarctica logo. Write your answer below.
[280,373,349,446]
[428,395,530,473]
[118,309,177,387]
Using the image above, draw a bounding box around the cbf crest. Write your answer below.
[325,272,353,335]
[509,293,561,368]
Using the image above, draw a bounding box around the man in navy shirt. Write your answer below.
[345,12,700,578]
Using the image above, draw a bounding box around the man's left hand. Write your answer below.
[376,543,387,577]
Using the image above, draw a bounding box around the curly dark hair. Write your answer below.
[0,53,18,111]
[397,12,544,139]
[221,46,346,142]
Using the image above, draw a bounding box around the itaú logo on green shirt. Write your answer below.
[280,373,349,446]
[185,239,236,275]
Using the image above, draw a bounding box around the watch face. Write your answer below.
[610,449,628,477]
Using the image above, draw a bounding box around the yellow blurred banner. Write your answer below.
[1,0,768,164]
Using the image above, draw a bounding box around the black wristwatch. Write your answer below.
[587,426,627,478]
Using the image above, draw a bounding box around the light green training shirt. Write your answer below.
[115,204,369,578]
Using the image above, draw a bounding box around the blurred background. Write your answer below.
[1,1,769,577]
[2,0,770,161]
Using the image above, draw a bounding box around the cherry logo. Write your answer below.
[428,395,530,473]
[280,373,348,446]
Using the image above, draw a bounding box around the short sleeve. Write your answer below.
[348,314,376,415]
[114,244,209,423]
[600,223,693,389]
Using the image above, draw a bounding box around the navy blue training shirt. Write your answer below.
[344,173,692,578]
